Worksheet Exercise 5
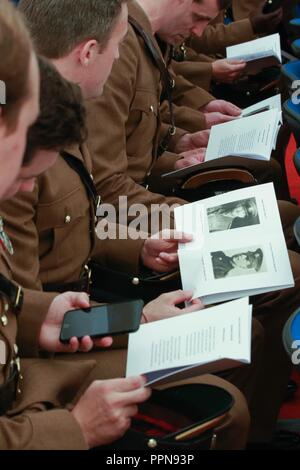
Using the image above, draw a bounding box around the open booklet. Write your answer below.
[226,33,282,75]
[174,183,294,305]
[205,108,282,162]
[241,94,282,120]
[126,297,252,386]
[161,96,282,181]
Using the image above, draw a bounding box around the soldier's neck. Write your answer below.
[135,0,165,34]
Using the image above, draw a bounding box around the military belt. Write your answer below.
[43,266,92,295]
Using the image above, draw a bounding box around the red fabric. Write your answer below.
[279,370,300,419]
[285,135,300,204]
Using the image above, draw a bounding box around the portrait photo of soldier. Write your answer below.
[207,198,260,233]
[211,247,265,279]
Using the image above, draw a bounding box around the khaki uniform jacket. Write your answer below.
[0,145,145,337]
[0,250,93,450]
[172,51,214,91]
[188,18,255,56]
[86,1,215,215]
[232,0,266,20]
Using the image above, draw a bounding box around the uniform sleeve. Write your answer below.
[172,58,213,91]
[17,290,57,358]
[0,409,87,450]
[172,74,214,109]
[188,19,255,56]
[0,185,59,357]
[92,230,145,275]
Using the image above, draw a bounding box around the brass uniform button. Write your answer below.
[148,439,158,449]
[150,105,154,113]
[132,277,140,286]
[1,315,8,327]
[65,215,72,224]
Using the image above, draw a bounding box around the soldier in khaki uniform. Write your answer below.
[2,0,300,447]
[0,0,256,450]
[85,0,284,217]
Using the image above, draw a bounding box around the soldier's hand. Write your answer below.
[142,290,204,323]
[175,148,206,169]
[72,376,151,448]
[175,129,210,154]
[212,59,246,83]
[141,229,193,273]
[199,100,241,129]
[250,8,283,35]
[39,292,113,353]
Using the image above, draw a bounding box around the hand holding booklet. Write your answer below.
[126,297,252,386]
[226,33,282,75]
[205,107,282,162]
[175,183,294,305]
[161,95,282,180]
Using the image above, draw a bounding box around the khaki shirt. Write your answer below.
[188,18,255,56]
[232,0,266,21]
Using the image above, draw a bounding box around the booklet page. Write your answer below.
[205,109,281,161]
[175,184,294,304]
[126,298,252,385]
[226,33,281,63]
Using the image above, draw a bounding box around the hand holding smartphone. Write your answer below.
[60,299,144,344]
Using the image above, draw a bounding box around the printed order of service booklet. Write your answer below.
[204,107,282,162]
[226,33,282,75]
[161,94,283,181]
[174,183,294,305]
[126,297,252,386]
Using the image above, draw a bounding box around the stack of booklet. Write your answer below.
[226,33,282,75]
[174,183,294,305]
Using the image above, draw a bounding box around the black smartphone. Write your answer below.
[60,299,144,343]
[263,0,282,14]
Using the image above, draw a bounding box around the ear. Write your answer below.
[78,40,99,67]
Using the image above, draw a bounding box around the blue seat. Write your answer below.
[223,10,233,25]
[289,18,300,29]
[283,99,300,145]
[282,60,300,96]
[283,309,300,370]
[224,16,233,25]
[292,39,300,58]
[295,4,300,18]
